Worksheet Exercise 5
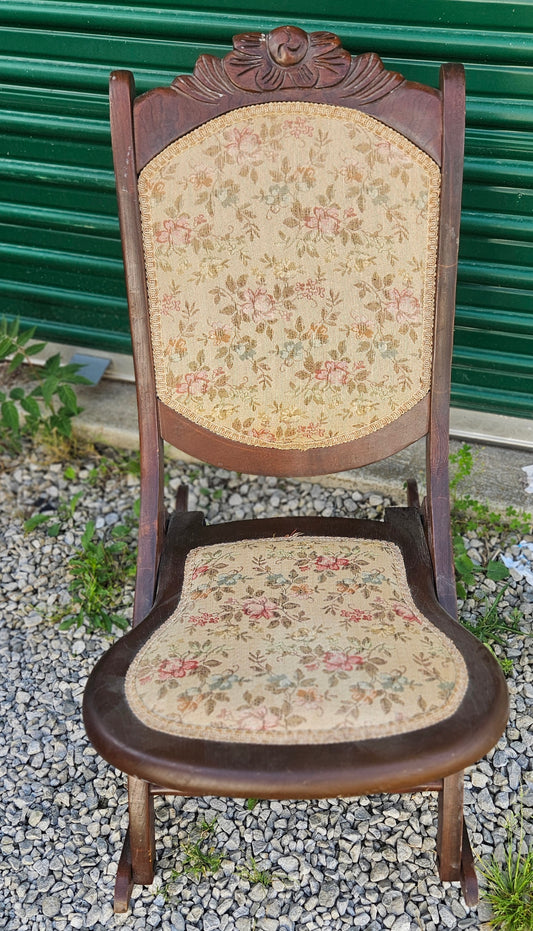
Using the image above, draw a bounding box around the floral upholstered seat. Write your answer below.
[126,536,467,744]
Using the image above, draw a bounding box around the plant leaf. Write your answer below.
[486,560,510,582]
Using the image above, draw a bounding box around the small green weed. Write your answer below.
[462,587,523,673]
[448,443,531,674]
[238,857,274,887]
[21,452,139,634]
[86,450,141,486]
[452,533,509,601]
[24,489,84,538]
[450,444,532,538]
[246,798,259,811]
[0,317,89,454]
[56,519,136,633]
[199,486,224,501]
[449,445,516,601]
[180,817,224,880]
[480,811,533,930]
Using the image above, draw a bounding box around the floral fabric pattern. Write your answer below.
[138,102,441,450]
[125,537,468,744]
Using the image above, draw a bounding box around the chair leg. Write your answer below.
[114,776,156,913]
[114,829,134,913]
[460,819,479,906]
[437,771,479,905]
[129,775,156,883]
[437,771,464,882]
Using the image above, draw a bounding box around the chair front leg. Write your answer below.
[114,775,156,912]
[437,770,464,881]
[129,774,156,885]
[437,770,479,904]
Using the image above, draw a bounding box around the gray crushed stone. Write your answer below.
[1,447,532,931]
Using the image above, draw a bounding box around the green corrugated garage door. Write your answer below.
[1,1,532,416]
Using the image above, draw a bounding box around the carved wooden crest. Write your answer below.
[172,26,404,104]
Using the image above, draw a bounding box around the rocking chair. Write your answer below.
[83,26,509,912]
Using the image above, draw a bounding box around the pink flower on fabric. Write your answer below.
[249,427,277,442]
[323,651,363,671]
[304,206,340,236]
[283,117,314,138]
[176,371,210,396]
[223,126,262,163]
[188,612,219,627]
[314,555,350,571]
[341,609,373,622]
[191,564,210,580]
[386,288,421,323]
[242,596,278,619]
[239,287,276,322]
[298,423,325,439]
[155,216,192,246]
[238,706,281,732]
[157,658,199,679]
[393,602,422,625]
[161,294,181,317]
[295,278,326,300]
[315,360,350,386]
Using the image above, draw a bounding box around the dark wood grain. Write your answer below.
[109,71,166,626]
[425,63,466,619]
[158,396,430,477]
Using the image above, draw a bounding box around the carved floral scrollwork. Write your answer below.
[225,27,351,91]
[172,25,404,104]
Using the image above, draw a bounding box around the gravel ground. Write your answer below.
[1,444,532,931]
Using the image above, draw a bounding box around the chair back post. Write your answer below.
[110,70,167,625]
[425,62,466,618]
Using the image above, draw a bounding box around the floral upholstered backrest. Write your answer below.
[138,101,441,451]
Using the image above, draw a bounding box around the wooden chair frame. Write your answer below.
[83,27,509,912]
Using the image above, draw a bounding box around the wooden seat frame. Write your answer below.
[83,27,509,912]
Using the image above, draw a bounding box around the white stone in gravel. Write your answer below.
[278,918,294,931]
[203,912,221,930]
[71,640,87,655]
[277,855,300,873]
[508,760,523,790]
[249,884,268,902]
[41,895,61,918]
[389,916,411,931]
[382,891,404,915]
[352,915,371,928]
[370,861,389,882]
[438,905,457,928]
[256,920,278,931]
[477,787,497,814]
[396,839,412,863]
[318,881,339,907]
[470,771,489,788]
